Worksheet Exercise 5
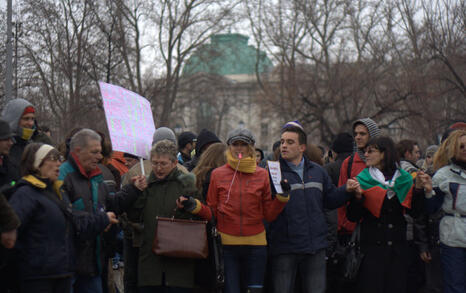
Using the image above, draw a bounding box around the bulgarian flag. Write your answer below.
[356,167,414,218]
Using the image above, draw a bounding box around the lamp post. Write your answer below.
[5,0,13,100]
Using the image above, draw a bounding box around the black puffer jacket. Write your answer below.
[8,176,110,280]
[59,153,141,276]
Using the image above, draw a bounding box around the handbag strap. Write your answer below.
[349,223,361,245]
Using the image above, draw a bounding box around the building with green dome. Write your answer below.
[174,33,280,151]
[183,33,273,78]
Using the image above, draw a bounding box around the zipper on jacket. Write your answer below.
[240,172,243,236]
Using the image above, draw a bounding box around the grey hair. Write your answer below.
[150,139,177,162]
[70,128,102,151]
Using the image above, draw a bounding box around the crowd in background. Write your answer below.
[0,97,465,293]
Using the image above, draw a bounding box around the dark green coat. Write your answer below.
[132,167,198,288]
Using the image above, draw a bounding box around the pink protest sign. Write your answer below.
[99,82,155,159]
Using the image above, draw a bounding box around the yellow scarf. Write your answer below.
[21,127,35,141]
[226,150,256,174]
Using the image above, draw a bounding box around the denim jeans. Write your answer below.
[223,245,267,293]
[72,274,103,293]
[440,243,466,293]
[270,249,326,293]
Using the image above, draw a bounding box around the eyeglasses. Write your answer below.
[151,161,171,168]
[364,148,380,154]
[47,154,65,163]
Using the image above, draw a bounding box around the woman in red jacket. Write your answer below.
[178,128,289,293]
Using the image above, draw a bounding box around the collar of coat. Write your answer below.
[279,155,315,173]
[22,175,64,200]
[69,151,102,179]
[147,167,181,185]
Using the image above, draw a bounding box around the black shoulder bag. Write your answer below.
[342,223,364,280]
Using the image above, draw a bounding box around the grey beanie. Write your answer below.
[227,128,255,145]
[353,118,381,138]
[152,127,176,146]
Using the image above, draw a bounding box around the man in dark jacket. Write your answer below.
[324,132,354,278]
[0,119,20,293]
[58,128,147,293]
[0,119,19,248]
[268,121,360,293]
[177,131,196,166]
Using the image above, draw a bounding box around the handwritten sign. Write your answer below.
[99,82,155,159]
[267,161,283,194]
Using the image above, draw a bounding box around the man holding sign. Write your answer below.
[267,121,361,293]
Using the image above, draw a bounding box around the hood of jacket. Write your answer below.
[1,98,34,136]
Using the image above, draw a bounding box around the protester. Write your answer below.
[397,139,421,176]
[255,147,264,165]
[185,129,221,171]
[0,121,19,247]
[338,118,381,235]
[178,128,290,293]
[1,99,52,180]
[0,119,21,293]
[8,143,120,293]
[346,136,428,293]
[123,127,188,184]
[425,130,466,293]
[421,145,438,175]
[177,131,197,165]
[123,153,140,169]
[0,119,17,189]
[267,121,360,293]
[192,142,227,200]
[325,132,354,186]
[58,129,147,293]
[128,139,200,292]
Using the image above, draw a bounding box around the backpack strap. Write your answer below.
[347,154,355,180]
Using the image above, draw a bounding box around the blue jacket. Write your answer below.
[8,175,109,280]
[268,156,353,255]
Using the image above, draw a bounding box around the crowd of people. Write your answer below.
[0,97,465,293]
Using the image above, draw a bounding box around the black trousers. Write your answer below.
[123,236,140,293]
[357,245,409,293]
[20,277,72,293]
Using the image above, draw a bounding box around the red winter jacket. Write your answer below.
[196,164,288,236]
[338,152,367,233]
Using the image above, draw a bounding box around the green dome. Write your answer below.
[183,33,273,76]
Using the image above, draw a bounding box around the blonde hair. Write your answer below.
[433,130,466,171]
[227,143,255,159]
[193,143,227,193]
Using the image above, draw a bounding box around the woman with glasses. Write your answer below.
[346,136,429,293]
[8,143,119,293]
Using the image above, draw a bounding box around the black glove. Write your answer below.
[280,179,291,194]
[181,196,196,212]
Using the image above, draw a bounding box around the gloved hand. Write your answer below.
[280,179,291,194]
[179,196,197,212]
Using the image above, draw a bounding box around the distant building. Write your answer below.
[174,33,280,152]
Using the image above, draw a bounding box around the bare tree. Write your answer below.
[150,0,239,127]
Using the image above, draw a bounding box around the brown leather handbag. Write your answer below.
[152,216,209,259]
